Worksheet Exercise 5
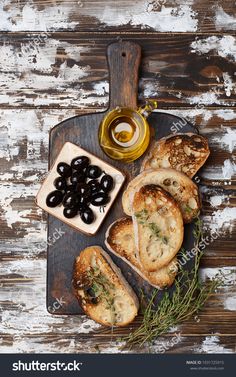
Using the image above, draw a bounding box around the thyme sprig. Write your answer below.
[86,267,116,318]
[123,216,223,348]
[134,210,169,244]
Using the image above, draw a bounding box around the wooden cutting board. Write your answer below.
[47,41,197,314]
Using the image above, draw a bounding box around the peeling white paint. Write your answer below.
[222,72,235,97]
[200,160,235,181]
[214,109,236,121]
[0,259,101,335]
[209,195,226,207]
[0,40,90,99]
[155,108,235,126]
[200,264,236,321]
[141,79,159,98]
[195,335,233,354]
[1,35,235,107]
[175,109,222,123]
[0,257,127,353]
[78,319,101,334]
[1,0,78,31]
[0,0,200,33]
[200,267,236,287]
[0,37,93,107]
[79,0,198,32]
[0,182,41,228]
[93,82,109,96]
[205,207,236,234]
[185,89,234,106]
[224,296,236,311]
[0,337,126,354]
[211,127,236,153]
[222,159,236,179]
[191,35,236,62]
[131,4,198,32]
[0,109,78,174]
[214,6,236,31]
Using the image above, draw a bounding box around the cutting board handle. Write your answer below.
[107,41,141,110]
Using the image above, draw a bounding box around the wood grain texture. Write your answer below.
[0,0,236,354]
[47,97,198,313]
[0,258,236,353]
[0,108,235,259]
[0,106,235,351]
[107,41,141,109]
[0,33,235,108]
[1,0,236,33]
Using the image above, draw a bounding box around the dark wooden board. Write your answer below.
[47,41,198,314]
[47,113,197,314]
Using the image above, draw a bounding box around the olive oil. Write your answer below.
[110,116,139,147]
[99,102,157,163]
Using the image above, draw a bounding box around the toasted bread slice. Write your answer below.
[132,185,184,272]
[141,133,210,178]
[73,246,139,327]
[105,217,178,288]
[122,168,200,223]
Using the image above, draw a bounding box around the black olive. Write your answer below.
[46,190,64,207]
[77,203,89,212]
[63,193,80,208]
[83,284,92,291]
[94,189,105,197]
[91,193,109,206]
[78,195,91,207]
[63,206,78,219]
[91,297,98,305]
[86,287,96,298]
[57,162,72,178]
[70,171,86,186]
[100,174,114,192]
[71,156,90,170]
[86,165,102,179]
[88,179,100,193]
[65,184,75,194]
[76,183,91,198]
[80,207,95,224]
[53,176,67,191]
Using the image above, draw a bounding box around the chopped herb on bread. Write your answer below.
[105,217,178,289]
[122,168,200,223]
[132,185,184,272]
[73,246,139,327]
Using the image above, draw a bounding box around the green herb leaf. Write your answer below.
[122,216,223,348]
[184,204,193,214]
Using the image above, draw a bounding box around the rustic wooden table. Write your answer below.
[0,0,235,354]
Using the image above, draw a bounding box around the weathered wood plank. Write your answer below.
[1,0,236,33]
[0,334,235,353]
[0,20,235,351]
[0,109,235,259]
[0,259,236,353]
[0,33,235,108]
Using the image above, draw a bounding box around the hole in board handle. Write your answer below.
[122,52,126,57]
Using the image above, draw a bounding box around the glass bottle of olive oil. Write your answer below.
[99,101,157,163]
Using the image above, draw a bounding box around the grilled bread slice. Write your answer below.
[132,185,184,272]
[141,133,210,178]
[105,217,178,288]
[73,246,139,327]
[122,168,200,223]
